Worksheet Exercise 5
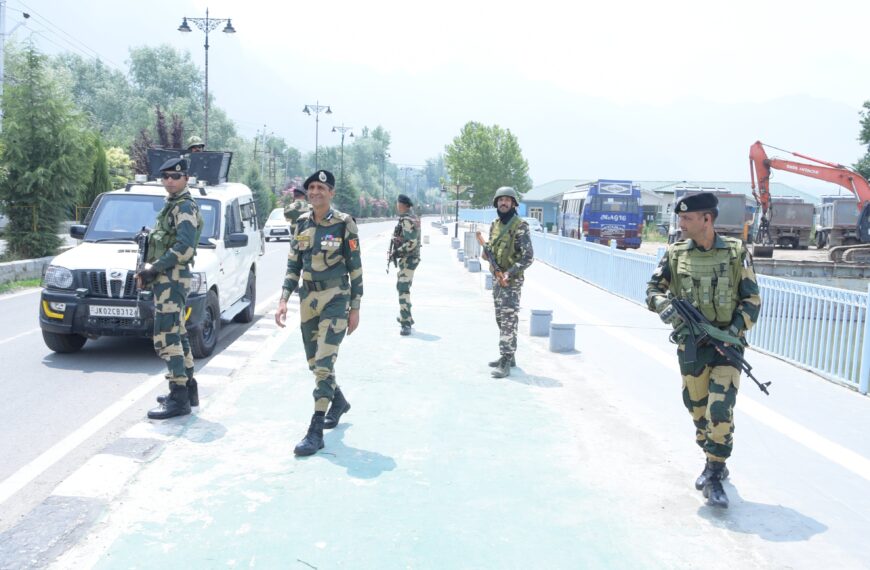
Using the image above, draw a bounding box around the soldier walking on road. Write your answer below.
[275,169,363,457]
[283,186,311,237]
[391,194,421,336]
[646,192,761,508]
[484,187,534,379]
[136,157,204,420]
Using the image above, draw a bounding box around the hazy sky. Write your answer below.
[8,0,870,194]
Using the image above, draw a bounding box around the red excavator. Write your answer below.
[749,141,870,262]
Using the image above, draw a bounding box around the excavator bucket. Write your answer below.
[752,244,774,258]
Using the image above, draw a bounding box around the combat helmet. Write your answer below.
[492,186,519,207]
[187,135,205,150]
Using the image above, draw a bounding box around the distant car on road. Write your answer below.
[264,208,293,242]
[523,217,544,232]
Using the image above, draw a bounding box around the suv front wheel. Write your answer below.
[42,330,87,353]
[190,290,220,358]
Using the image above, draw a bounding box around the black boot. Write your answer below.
[491,356,511,378]
[702,463,730,508]
[400,325,412,336]
[157,377,198,407]
[148,383,191,420]
[323,388,351,429]
[695,460,730,491]
[488,355,516,367]
[294,414,325,456]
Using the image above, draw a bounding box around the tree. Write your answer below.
[78,138,111,217]
[444,122,532,207]
[243,164,272,227]
[0,46,89,259]
[106,146,133,189]
[855,101,870,179]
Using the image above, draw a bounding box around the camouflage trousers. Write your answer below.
[396,256,419,326]
[299,282,350,412]
[492,278,523,358]
[678,343,741,462]
[151,269,193,385]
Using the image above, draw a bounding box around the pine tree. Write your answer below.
[0,46,88,259]
[78,138,111,217]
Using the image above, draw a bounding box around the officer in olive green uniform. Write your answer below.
[646,192,761,508]
[283,186,311,236]
[485,186,534,379]
[275,169,363,456]
[391,194,421,336]
[136,157,204,420]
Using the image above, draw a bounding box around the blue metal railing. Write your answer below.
[523,232,870,394]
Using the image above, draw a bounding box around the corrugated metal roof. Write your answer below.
[521,179,590,202]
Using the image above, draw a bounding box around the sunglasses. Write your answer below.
[161,172,185,180]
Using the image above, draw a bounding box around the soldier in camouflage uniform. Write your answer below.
[283,186,311,236]
[485,187,534,379]
[646,192,761,508]
[275,169,363,456]
[391,194,421,336]
[136,157,204,420]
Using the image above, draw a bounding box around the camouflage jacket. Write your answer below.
[646,234,761,334]
[487,214,534,282]
[148,188,202,273]
[393,210,421,259]
[281,208,364,309]
[284,200,312,232]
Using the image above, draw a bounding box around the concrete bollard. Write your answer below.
[457,249,465,261]
[467,258,481,272]
[530,309,553,337]
[485,273,493,290]
[423,235,430,244]
[549,323,575,353]
[441,226,448,235]
[451,238,460,248]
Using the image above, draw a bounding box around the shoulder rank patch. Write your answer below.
[348,238,359,251]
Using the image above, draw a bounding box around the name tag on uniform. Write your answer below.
[295,235,311,246]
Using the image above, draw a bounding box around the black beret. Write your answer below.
[397,194,413,206]
[159,157,188,173]
[675,192,718,213]
[292,186,308,197]
[303,169,335,189]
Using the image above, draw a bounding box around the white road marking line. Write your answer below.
[535,285,870,483]
[0,287,41,301]
[0,371,168,506]
[0,327,40,346]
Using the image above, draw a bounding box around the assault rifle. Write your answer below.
[134,226,152,290]
[669,298,771,395]
[475,231,508,287]
[386,222,403,273]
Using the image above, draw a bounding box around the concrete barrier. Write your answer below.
[467,258,481,273]
[485,273,493,290]
[549,323,576,353]
[0,255,52,285]
[530,309,553,336]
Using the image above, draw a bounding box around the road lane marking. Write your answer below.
[0,288,41,301]
[0,371,168,506]
[0,327,40,346]
[534,285,870,484]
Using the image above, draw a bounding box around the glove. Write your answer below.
[657,300,684,329]
[136,265,159,286]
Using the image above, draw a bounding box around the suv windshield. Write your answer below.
[83,194,220,244]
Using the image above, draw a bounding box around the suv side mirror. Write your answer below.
[70,224,87,239]
[225,232,248,248]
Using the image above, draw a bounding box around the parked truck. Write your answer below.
[815,196,860,249]
[668,189,752,244]
[767,197,814,249]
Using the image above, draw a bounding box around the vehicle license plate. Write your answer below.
[89,305,139,318]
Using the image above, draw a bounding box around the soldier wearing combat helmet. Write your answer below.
[646,192,761,508]
[484,186,534,379]
[275,169,363,456]
[136,157,204,420]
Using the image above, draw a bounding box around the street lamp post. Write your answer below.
[332,124,353,190]
[452,183,472,238]
[303,101,332,169]
[178,9,236,147]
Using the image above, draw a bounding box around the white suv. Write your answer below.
[39,160,263,358]
[263,208,292,241]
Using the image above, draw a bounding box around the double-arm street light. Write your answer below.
[178,9,236,147]
[303,102,332,169]
[332,124,353,190]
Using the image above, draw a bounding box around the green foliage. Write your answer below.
[78,138,111,216]
[855,101,870,179]
[0,278,42,293]
[106,146,133,188]
[0,46,89,259]
[243,165,272,227]
[444,122,532,208]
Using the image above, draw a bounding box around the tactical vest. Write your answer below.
[669,237,742,326]
[148,192,203,266]
[491,215,523,278]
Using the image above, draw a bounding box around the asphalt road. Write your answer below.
[0,221,392,533]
